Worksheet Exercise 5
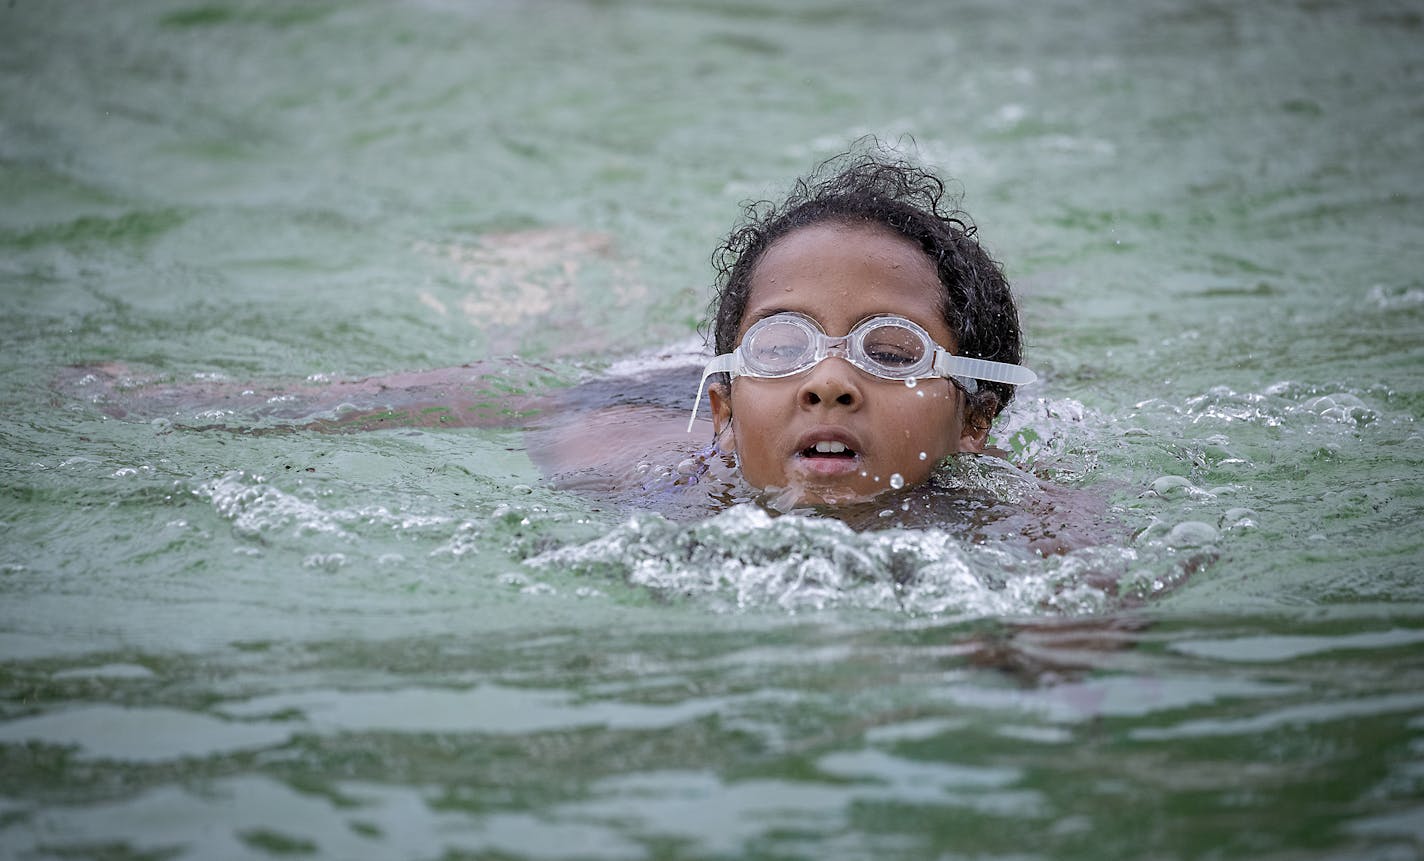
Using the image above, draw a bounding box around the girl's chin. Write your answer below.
[756,478,890,510]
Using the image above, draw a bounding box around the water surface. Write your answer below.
[2,1,1423,859]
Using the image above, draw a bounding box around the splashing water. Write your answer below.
[526,504,1130,616]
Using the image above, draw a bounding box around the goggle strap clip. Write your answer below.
[686,353,740,433]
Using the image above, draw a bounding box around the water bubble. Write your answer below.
[905,377,918,389]
[675,457,704,476]
[1166,521,1219,548]
[1146,475,1196,498]
[1220,507,1258,530]
[1302,393,1375,424]
[889,473,905,489]
[302,553,348,572]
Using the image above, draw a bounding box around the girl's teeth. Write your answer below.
[814,441,847,454]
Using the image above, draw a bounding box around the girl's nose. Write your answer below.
[797,357,863,411]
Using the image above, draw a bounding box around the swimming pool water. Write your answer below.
[3,1,1423,859]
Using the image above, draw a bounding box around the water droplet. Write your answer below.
[860,471,868,477]
[918,452,927,461]
[905,377,918,388]
[889,473,905,489]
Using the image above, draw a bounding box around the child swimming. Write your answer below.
[62,147,1101,546]
[688,150,1034,508]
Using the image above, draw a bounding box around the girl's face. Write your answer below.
[709,222,987,506]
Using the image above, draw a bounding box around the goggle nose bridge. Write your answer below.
[814,333,853,364]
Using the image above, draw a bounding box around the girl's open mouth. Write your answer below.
[800,440,857,459]
[792,438,863,478]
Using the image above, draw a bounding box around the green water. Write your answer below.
[3,1,1423,859]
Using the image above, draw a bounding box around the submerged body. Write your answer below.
[59,356,1113,555]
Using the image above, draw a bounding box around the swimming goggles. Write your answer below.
[687,311,1037,431]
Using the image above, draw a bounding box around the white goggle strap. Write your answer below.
[933,353,1038,388]
[687,353,740,433]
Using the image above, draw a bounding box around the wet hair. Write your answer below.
[707,146,1024,420]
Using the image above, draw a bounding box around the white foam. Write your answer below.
[526,505,1124,617]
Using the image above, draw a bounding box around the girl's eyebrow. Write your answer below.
[741,307,802,328]
[748,307,793,321]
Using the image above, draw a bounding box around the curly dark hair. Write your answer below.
[707,146,1025,419]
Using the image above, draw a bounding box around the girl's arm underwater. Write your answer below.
[56,360,557,432]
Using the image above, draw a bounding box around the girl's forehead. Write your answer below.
[743,223,949,337]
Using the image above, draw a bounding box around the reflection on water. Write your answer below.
[4,0,1424,858]
[4,618,1423,859]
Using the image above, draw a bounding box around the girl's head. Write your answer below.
[700,148,1031,506]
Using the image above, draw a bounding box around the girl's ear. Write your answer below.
[958,390,1000,453]
[958,419,990,453]
[708,382,735,449]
